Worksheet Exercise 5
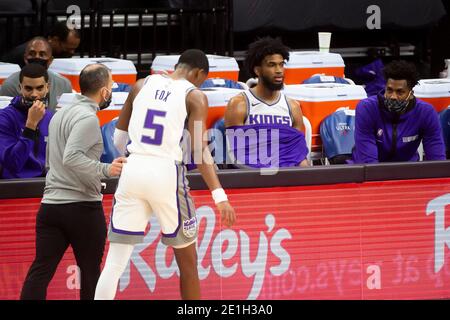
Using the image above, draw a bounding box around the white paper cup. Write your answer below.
[318,32,332,53]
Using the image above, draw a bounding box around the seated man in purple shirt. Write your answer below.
[351,60,445,163]
[354,48,386,97]
[0,63,53,178]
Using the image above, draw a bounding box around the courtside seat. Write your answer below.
[209,118,235,169]
[112,82,132,92]
[201,78,247,90]
[320,109,355,164]
[100,118,120,163]
[302,74,355,85]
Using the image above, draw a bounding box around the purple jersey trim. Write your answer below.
[110,197,145,236]
[181,165,192,218]
[161,164,182,238]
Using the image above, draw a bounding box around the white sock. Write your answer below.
[94,242,135,300]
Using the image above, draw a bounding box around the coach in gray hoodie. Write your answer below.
[21,64,126,300]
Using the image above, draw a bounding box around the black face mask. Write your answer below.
[384,90,412,115]
[20,95,48,110]
[26,58,49,68]
[99,91,112,110]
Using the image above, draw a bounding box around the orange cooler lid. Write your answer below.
[151,54,239,74]
[0,62,20,79]
[413,79,450,98]
[57,92,128,111]
[0,96,13,109]
[49,57,137,76]
[202,87,244,107]
[283,83,367,102]
[285,51,345,69]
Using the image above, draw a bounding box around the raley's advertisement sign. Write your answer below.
[0,178,449,299]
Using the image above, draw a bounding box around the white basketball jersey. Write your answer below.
[127,74,195,161]
[243,89,293,126]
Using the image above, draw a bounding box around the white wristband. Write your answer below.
[212,188,228,204]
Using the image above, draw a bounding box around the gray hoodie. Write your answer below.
[43,94,111,204]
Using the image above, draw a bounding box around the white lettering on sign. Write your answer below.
[118,206,292,299]
[426,193,450,273]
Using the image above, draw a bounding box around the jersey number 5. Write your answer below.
[141,109,167,145]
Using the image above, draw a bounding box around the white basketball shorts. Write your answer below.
[108,154,198,248]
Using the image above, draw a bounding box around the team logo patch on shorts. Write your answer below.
[183,217,197,238]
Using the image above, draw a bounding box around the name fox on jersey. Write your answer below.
[154,89,172,102]
[248,114,291,126]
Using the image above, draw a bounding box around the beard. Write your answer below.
[260,73,284,91]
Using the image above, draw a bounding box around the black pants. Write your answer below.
[20,202,107,300]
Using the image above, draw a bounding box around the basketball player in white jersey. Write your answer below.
[94,49,236,300]
[225,37,309,167]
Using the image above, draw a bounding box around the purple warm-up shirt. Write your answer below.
[0,96,53,178]
[351,92,445,163]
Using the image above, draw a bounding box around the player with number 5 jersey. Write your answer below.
[127,74,193,160]
[95,49,236,300]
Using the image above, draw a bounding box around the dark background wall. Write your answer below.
[1,1,449,80]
